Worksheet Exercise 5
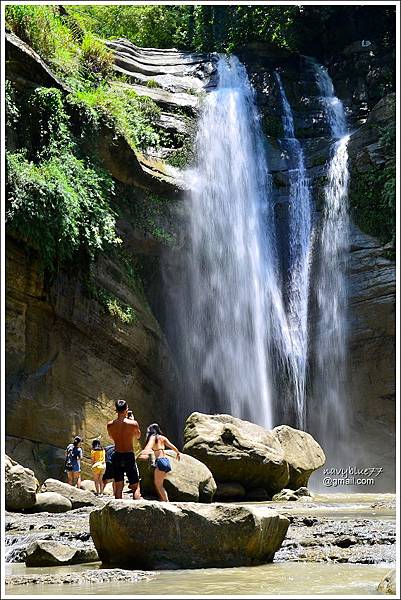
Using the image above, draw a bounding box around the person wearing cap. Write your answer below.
[65,436,83,487]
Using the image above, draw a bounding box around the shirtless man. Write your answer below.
[107,399,142,500]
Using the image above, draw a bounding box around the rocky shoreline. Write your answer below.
[5,495,396,590]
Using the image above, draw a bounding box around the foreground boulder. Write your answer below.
[5,455,39,512]
[183,413,325,494]
[27,492,72,513]
[25,540,98,567]
[41,479,105,508]
[90,500,289,569]
[138,451,216,502]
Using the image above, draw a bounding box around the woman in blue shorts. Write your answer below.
[139,424,180,502]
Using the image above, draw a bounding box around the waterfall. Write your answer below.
[173,56,291,429]
[312,61,350,452]
[275,71,313,429]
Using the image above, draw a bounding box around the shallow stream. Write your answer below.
[5,493,396,596]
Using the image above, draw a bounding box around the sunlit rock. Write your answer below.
[90,500,289,569]
[5,455,39,512]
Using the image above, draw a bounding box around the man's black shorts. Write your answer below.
[111,451,139,484]
[102,461,114,482]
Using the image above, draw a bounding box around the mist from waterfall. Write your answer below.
[312,61,350,449]
[174,56,292,429]
[275,71,313,429]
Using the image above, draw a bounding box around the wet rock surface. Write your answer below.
[275,515,396,564]
[5,568,155,587]
[25,540,98,567]
[5,508,96,564]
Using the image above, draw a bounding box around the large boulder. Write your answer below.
[5,455,39,511]
[215,482,246,500]
[41,479,105,509]
[90,500,289,569]
[137,450,216,502]
[183,413,324,494]
[27,492,72,513]
[183,413,290,495]
[272,425,325,489]
[25,540,98,567]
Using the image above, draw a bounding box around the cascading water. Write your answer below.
[275,71,313,429]
[312,61,351,454]
[173,56,292,429]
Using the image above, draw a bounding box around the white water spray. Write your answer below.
[313,61,350,443]
[176,56,291,428]
[275,71,313,428]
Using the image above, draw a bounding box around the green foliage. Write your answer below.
[106,298,137,324]
[5,80,19,127]
[6,151,120,270]
[349,147,395,247]
[6,86,121,270]
[70,84,161,150]
[120,189,176,248]
[85,279,138,325]
[68,4,194,49]
[80,32,114,82]
[26,87,71,156]
[7,3,396,64]
[5,5,78,72]
[166,141,194,170]
[146,79,160,89]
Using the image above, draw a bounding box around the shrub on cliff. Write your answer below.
[6,87,120,270]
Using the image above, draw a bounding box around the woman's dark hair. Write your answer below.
[73,436,82,446]
[92,439,102,450]
[145,423,164,445]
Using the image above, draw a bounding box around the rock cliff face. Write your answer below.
[6,235,178,481]
[5,34,215,481]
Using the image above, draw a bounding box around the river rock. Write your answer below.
[5,455,39,512]
[25,540,98,567]
[79,480,114,496]
[183,413,289,494]
[41,479,105,509]
[377,569,396,595]
[27,492,72,513]
[215,482,246,500]
[90,500,289,569]
[138,450,216,502]
[272,489,299,502]
[183,413,324,494]
[5,569,154,587]
[272,425,325,489]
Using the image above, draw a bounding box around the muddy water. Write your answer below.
[245,492,396,520]
[5,562,391,596]
[5,493,396,596]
